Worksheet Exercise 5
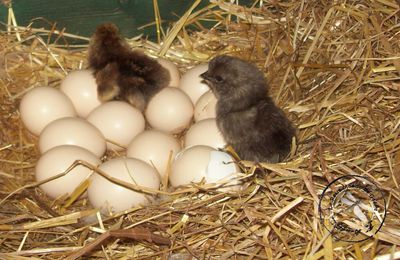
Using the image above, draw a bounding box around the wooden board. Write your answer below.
[0,0,203,41]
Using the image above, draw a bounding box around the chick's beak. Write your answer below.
[200,71,212,81]
[200,71,217,94]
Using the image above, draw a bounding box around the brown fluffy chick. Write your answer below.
[88,23,170,111]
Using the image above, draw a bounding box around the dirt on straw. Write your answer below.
[0,0,399,259]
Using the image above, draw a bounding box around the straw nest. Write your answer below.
[1,0,399,259]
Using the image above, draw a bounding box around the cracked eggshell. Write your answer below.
[170,145,240,190]
[35,145,101,199]
[19,86,77,135]
[127,130,181,179]
[145,87,193,134]
[60,70,101,118]
[205,150,239,184]
[184,118,226,149]
[194,90,217,122]
[87,101,145,151]
[39,117,106,157]
[157,58,180,87]
[178,63,210,104]
[88,158,160,214]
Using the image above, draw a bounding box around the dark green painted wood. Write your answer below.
[0,0,254,42]
[0,1,202,41]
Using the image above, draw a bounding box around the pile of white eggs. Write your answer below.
[20,58,241,215]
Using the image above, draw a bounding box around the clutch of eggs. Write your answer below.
[22,58,245,213]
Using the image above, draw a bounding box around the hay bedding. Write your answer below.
[0,0,399,259]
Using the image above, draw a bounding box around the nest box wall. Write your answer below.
[0,0,207,41]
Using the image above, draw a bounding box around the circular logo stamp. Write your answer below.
[318,175,387,242]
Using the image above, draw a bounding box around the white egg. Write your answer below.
[179,63,210,104]
[206,150,240,184]
[170,145,240,189]
[87,101,145,151]
[88,158,160,214]
[184,118,226,149]
[127,130,181,179]
[60,70,101,118]
[145,87,193,134]
[39,117,106,157]
[19,86,77,135]
[35,145,101,199]
[194,90,217,122]
[157,58,180,87]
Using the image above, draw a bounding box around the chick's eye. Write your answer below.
[214,75,224,82]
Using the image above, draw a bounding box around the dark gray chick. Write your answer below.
[200,55,295,163]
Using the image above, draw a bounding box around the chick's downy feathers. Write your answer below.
[88,23,170,111]
[201,55,296,163]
